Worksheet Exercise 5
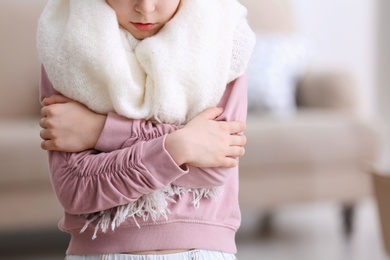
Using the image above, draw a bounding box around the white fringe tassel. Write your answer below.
[80,185,223,239]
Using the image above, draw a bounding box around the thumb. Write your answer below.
[42,94,74,106]
[197,107,224,120]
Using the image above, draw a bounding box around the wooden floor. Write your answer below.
[1,198,388,260]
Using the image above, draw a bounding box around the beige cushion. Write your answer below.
[297,72,359,112]
[241,111,381,171]
[239,111,381,209]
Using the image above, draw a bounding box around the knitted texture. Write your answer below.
[37,0,255,238]
[37,0,255,124]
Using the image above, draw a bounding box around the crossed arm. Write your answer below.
[39,68,248,214]
[40,96,245,168]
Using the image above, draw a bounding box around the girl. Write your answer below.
[37,0,255,259]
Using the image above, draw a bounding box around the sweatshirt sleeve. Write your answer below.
[94,74,249,188]
[95,113,183,153]
[48,137,187,215]
[173,74,248,187]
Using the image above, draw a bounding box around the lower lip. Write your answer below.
[131,23,156,31]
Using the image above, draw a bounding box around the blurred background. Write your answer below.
[0,0,389,259]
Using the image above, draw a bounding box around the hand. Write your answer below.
[165,107,246,168]
[39,94,107,152]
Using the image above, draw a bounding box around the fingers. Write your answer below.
[41,103,62,117]
[40,105,54,117]
[216,121,246,135]
[219,157,239,168]
[227,146,245,157]
[39,129,53,150]
[218,146,245,168]
[39,115,56,150]
[224,135,246,164]
[230,134,247,146]
[197,107,224,120]
[41,140,51,151]
[39,128,50,141]
[39,116,48,129]
[39,129,61,151]
[41,139,56,151]
[227,121,246,134]
[42,94,73,106]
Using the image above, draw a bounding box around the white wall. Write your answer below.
[291,0,378,116]
[377,0,390,125]
[376,0,390,170]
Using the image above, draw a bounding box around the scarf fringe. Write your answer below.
[80,185,223,240]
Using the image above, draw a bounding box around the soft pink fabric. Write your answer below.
[40,68,248,254]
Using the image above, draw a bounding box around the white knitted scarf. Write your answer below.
[37,0,255,124]
[37,0,255,238]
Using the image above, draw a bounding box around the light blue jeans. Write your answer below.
[66,250,236,260]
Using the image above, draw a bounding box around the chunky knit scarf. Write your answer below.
[37,0,255,239]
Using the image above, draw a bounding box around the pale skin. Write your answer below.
[105,0,182,40]
[39,0,246,255]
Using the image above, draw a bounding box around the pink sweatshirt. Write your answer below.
[39,68,248,255]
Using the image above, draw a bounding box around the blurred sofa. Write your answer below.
[239,0,383,233]
[0,0,382,241]
[0,0,64,234]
